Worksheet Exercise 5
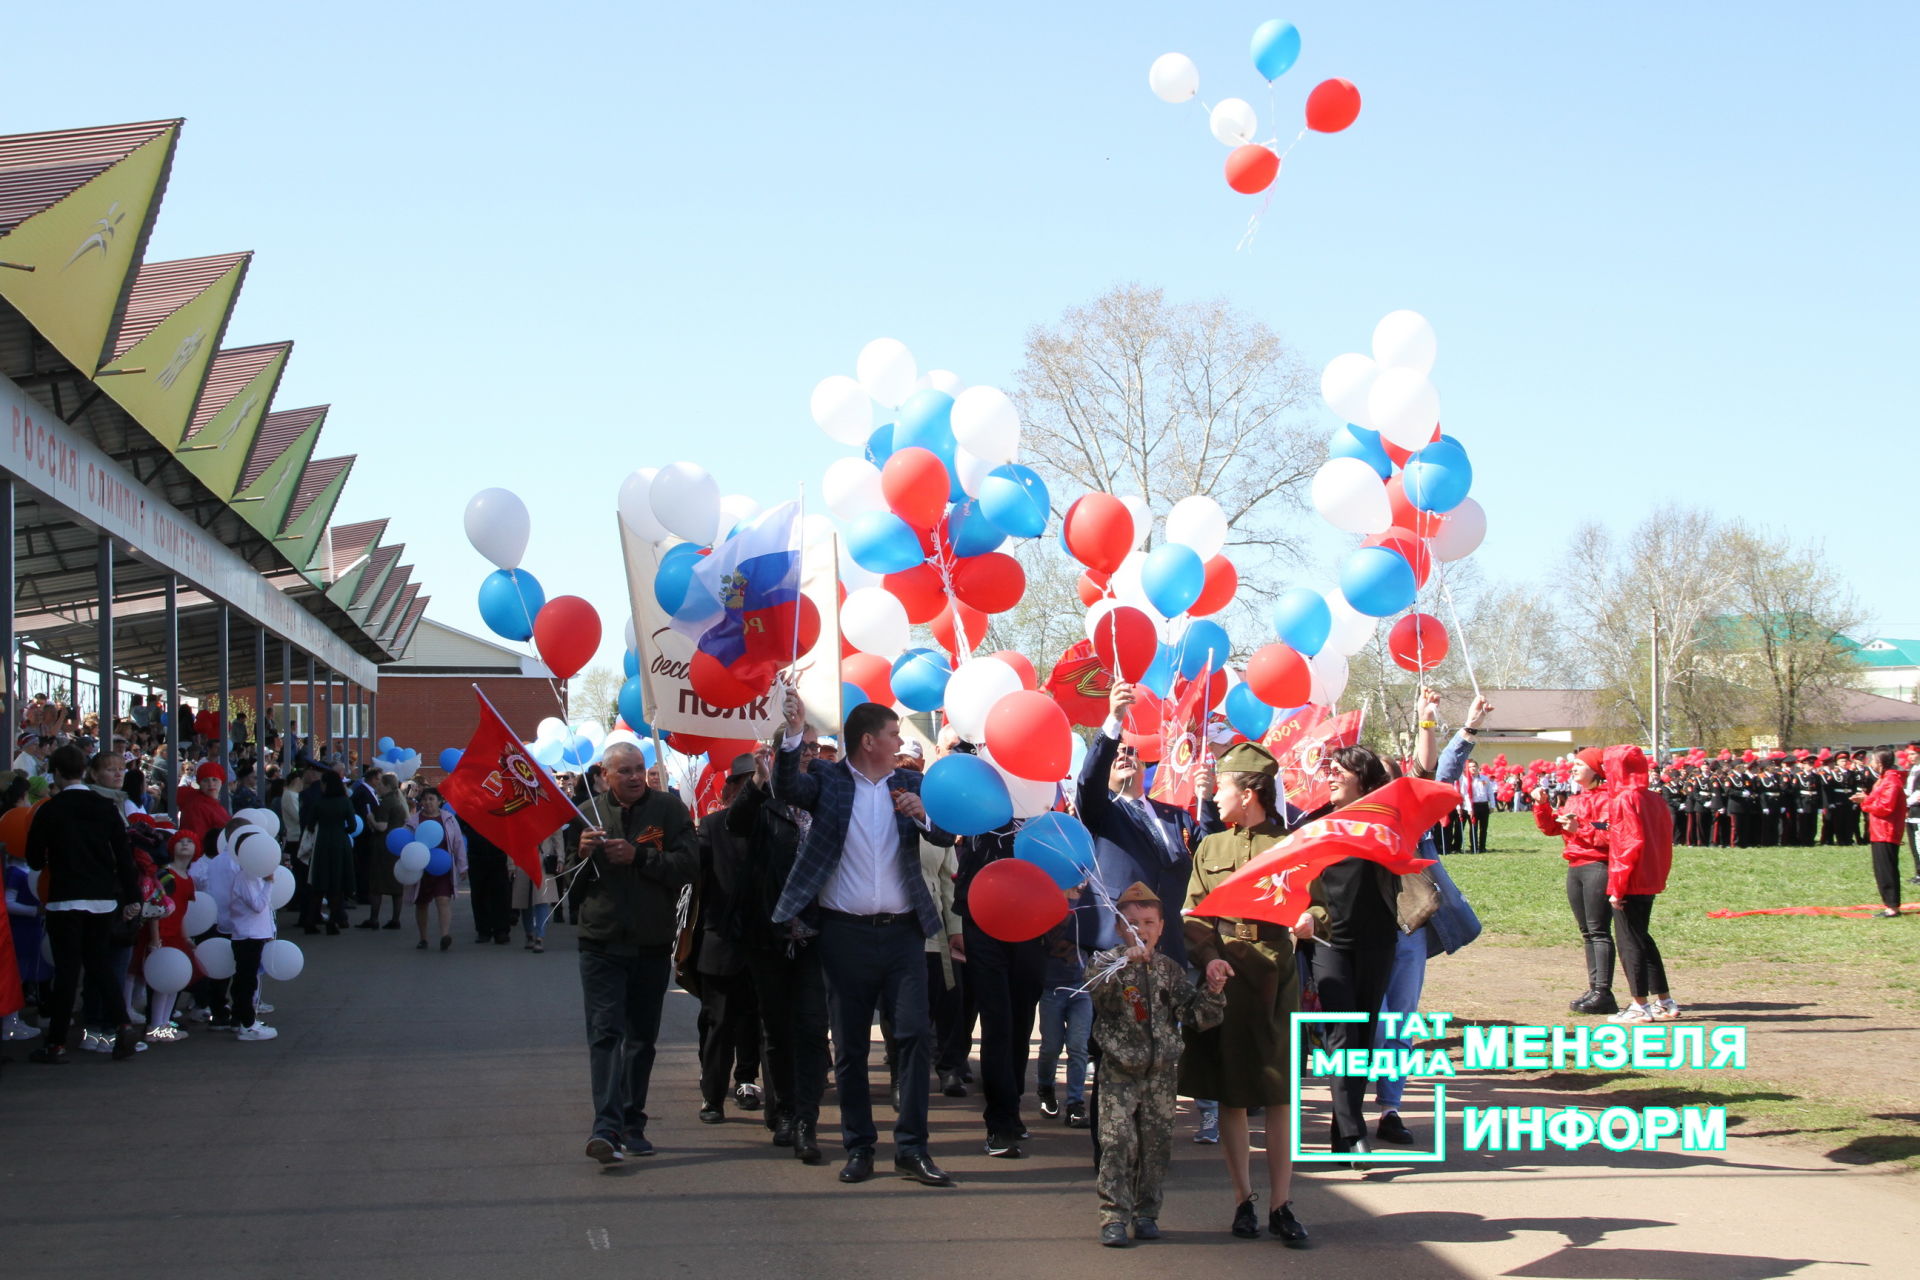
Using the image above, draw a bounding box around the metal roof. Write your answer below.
[0,118,177,234]
[350,544,401,608]
[325,518,387,575]
[284,454,351,526]
[185,341,287,440]
[108,252,249,359]
[238,404,325,491]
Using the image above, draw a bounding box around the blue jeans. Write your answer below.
[524,902,553,940]
[1374,926,1429,1110]
[579,947,671,1143]
[1036,986,1092,1103]
[818,914,932,1154]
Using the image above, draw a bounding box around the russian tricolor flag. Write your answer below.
[670,500,803,683]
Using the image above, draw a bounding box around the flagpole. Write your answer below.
[469,681,594,825]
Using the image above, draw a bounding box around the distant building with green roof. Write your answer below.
[1856,638,1920,701]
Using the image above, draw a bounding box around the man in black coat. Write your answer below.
[693,755,763,1125]
[25,745,142,1063]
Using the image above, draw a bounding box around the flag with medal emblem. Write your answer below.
[440,687,586,886]
[1263,706,1366,812]
[1192,776,1457,926]
[1045,638,1113,728]
[1147,674,1211,810]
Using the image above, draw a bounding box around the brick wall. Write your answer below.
[375,675,566,777]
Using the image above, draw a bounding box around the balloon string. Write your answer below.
[1436,560,1481,699]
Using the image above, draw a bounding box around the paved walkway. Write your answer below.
[2,915,1913,1279]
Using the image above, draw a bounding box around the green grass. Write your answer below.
[1457,811,1919,1009]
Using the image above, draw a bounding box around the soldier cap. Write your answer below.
[1215,741,1278,778]
[1116,881,1162,909]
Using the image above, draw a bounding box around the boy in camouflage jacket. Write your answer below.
[1090,882,1232,1246]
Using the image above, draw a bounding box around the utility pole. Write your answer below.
[1650,605,1662,759]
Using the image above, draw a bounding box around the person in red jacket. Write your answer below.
[1533,747,1616,1015]
[1601,745,1677,1024]
[1853,749,1908,919]
[175,762,231,851]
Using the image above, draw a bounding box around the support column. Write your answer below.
[217,602,231,809]
[0,474,11,737]
[96,535,115,725]
[255,625,267,774]
[164,576,179,817]
[281,639,295,775]
[305,654,317,764]
[368,691,378,771]
[322,666,334,765]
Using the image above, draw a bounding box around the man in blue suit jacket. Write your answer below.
[772,691,958,1188]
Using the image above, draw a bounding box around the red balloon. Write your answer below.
[1076,570,1112,609]
[991,650,1038,691]
[1365,525,1432,587]
[1122,689,1165,762]
[1091,605,1158,683]
[1245,644,1311,708]
[1382,424,1440,468]
[883,563,948,625]
[533,595,601,681]
[968,858,1068,942]
[1190,555,1238,617]
[1305,78,1362,133]
[985,690,1073,782]
[841,652,893,706]
[690,650,766,709]
[1225,143,1280,194]
[668,732,755,761]
[881,447,950,531]
[1385,475,1444,538]
[932,601,988,660]
[1063,494,1134,574]
[1388,613,1449,673]
[952,552,1026,615]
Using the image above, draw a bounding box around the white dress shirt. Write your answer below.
[785,730,913,916]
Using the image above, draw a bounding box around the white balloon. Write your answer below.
[1320,352,1379,426]
[1209,98,1257,146]
[1109,550,1163,622]
[261,938,305,982]
[392,754,421,783]
[1430,497,1487,562]
[801,513,838,548]
[823,457,886,521]
[1165,495,1228,560]
[624,616,637,652]
[1148,52,1199,103]
[1310,457,1393,535]
[923,369,966,397]
[1117,496,1154,549]
[145,947,193,995]
[183,895,216,937]
[810,374,875,446]
[195,936,235,981]
[235,806,281,840]
[954,447,997,499]
[983,746,1059,819]
[573,720,606,746]
[1309,649,1350,706]
[945,657,1022,744]
[1368,368,1441,450]
[463,488,530,571]
[841,587,910,660]
[951,386,1021,465]
[617,468,671,542]
[268,864,296,910]
[856,338,918,409]
[399,841,431,872]
[649,461,721,545]
[717,493,761,538]
[1372,310,1438,376]
[237,832,280,880]
[394,861,424,885]
[536,717,568,742]
[1323,589,1378,657]
[1084,597,1121,643]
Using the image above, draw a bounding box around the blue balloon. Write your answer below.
[654,541,707,614]
[477,569,544,643]
[946,499,1007,558]
[376,736,395,754]
[618,676,651,735]
[1341,546,1419,617]
[1404,439,1473,514]
[414,819,446,850]
[639,739,657,766]
[1225,682,1275,740]
[1175,619,1232,679]
[1142,543,1205,617]
[920,755,1013,837]
[561,734,597,769]
[1013,811,1096,891]
[846,511,926,574]
[1140,643,1175,698]
[425,846,453,877]
[979,464,1050,539]
[348,815,363,838]
[622,648,640,678]
[891,647,952,712]
[1328,423,1392,479]
[863,421,896,467]
[532,737,565,768]
[894,390,956,457]
[437,748,463,774]
[385,827,412,856]
[1250,18,1301,80]
[1271,588,1332,656]
[840,682,869,717]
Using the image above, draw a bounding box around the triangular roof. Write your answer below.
[391,597,429,655]
[1858,638,1920,668]
[326,518,387,575]
[239,405,326,492]
[367,562,414,634]
[0,118,177,234]
[284,454,352,528]
[107,251,248,358]
[350,543,402,610]
[185,342,288,441]
[380,582,422,649]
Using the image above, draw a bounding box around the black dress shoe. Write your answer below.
[771,1116,795,1148]
[838,1146,875,1183]
[1131,1217,1161,1241]
[941,1071,968,1098]
[1584,989,1619,1015]
[794,1120,823,1163]
[894,1150,954,1186]
[1231,1196,1260,1238]
[1270,1202,1309,1246]
[1100,1222,1131,1248]
[698,1105,725,1124]
[1376,1111,1414,1145]
[1568,987,1601,1013]
[890,1080,901,1112]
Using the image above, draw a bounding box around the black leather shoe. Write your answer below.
[771,1116,795,1148]
[1568,987,1601,1012]
[838,1146,875,1183]
[1131,1217,1161,1241]
[890,1079,901,1112]
[1376,1111,1414,1145]
[1231,1196,1260,1238]
[698,1105,725,1125]
[894,1150,954,1187]
[1585,989,1619,1015]
[941,1071,968,1097]
[1100,1222,1131,1248]
[794,1121,822,1164]
[1270,1202,1309,1246]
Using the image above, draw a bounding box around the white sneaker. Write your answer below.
[1606,1004,1653,1024]
[1650,999,1683,1021]
[81,1030,113,1053]
[1,1015,40,1041]
[235,1023,279,1041]
[146,1025,188,1043]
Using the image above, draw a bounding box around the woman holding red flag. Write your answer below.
[1854,749,1908,919]
[1603,745,1678,1024]
[1533,747,1617,1015]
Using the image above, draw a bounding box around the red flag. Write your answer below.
[1263,706,1365,812]
[692,758,727,819]
[1045,639,1113,728]
[1148,675,1210,810]
[1192,776,1456,926]
[439,686,584,886]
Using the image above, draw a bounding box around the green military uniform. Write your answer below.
[1090,886,1226,1228]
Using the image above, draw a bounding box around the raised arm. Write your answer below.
[771,688,823,813]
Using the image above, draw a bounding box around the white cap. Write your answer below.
[896,740,924,760]
[817,736,839,750]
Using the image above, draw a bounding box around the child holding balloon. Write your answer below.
[145,832,203,1042]
[407,788,467,952]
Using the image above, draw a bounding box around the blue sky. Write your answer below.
[11,1,1919,673]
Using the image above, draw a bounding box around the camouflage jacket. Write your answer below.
[1089,950,1226,1077]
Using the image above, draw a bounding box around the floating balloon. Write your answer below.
[183,895,216,937]
[1117,495,1154,549]
[534,596,601,681]
[1013,811,1096,891]
[478,569,544,643]
[1310,457,1392,535]
[811,373,875,446]
[892,648,952,712]
[235,807,281,840]
[414,819,446,850]
[1368,368,1441,451]
[881,563,946,625]
[1340,546,1418,618]
[425,847,453,877]
[1225,144,1280,194]
[931,600,988,660]
[1430,497,1487,562]
[1321,352,1379,427]
[438,747,464,774]
[617,677,650,735]
[990,650,1038,690]
[1308,648,1350,705]
[1209,98,1257,146]
[1148,51,1199,103]
[1385,474,1445,538]
[196,936,235,980]
[1174,618,1232,678]
[985,691,1073,782]
[1305,78,1362,132]
[944,655,1023,743]
[464,488,530,571]
[1077,569,1111,609]
[261,938,304,982]
[857,338,918,408]
[921,754,1013,836]
[385,827,413,856]
[1092,605,1159,683]
[953,446,997,500]
[1225,681,1275,739]
[1366,525,1432,587]
[1141,543,1205,617]
[144,946,192,995]
[1250,19,1301,80]
[1372,309,1437,377]
[881,447,949,530]
[846,511,926,574]
[1165,495,1228,560]
[969,858,1067,942]
[1389,613,1449,673]
[1245,643,1311,709]
[864,421,896,467]
[823,457,886,522]
[980,464,1050,538]
[842,652,894,707]
[1063,494,1134,573]
[1328,423,1392,480]
[394,861,424,886]
[842,586,911,659]
[1404,438,1473,514]
[951,386,1020,465]
[944,499,1008,559]
[654,542,707,615]
[236,832,279,880]
[953,552,1025,615]
[617,469,670,542]
[1270,588,1331,657]
[649,462,721,545]
[1191,555,1238,617]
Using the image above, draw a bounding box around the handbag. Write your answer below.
[298,825,316,859]
[1394,869,1441,934]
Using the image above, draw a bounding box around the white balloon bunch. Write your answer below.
[1320,309,1441,452]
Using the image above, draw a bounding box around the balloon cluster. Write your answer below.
[370,736,422,781]
[386,815,452,885]
[465,487,603,681]
[1148,19,1362,197]
[183,807,305,988]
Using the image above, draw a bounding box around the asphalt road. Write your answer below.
[3,911,1912,1280]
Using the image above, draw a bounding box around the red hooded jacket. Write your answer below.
[1858,768,1908,844]
[1533,788,1609,866]
[1605,745,1672,898]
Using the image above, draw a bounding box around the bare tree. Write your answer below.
[568,665,622,729]
[1713,523,1865,746]
[1459,578,1573,690]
